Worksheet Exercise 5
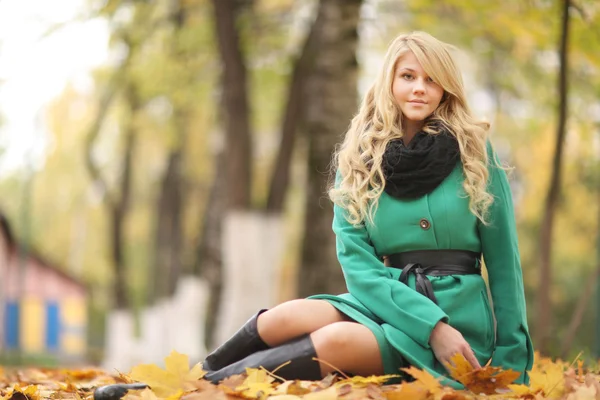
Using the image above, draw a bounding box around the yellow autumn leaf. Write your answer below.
[529,355,566,398]
[401,366,443,394]
[234,368,276,399]
[445,353,474,380]
[129,350,206,398]
[6,384,41,400]
[336,374,401,388]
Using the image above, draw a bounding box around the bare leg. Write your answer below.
[310,321,384,377]
[203,312,383,383]
[257,299,352,347]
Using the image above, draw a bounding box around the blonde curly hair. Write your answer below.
[329,31,494,226]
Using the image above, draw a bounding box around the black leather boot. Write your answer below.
[204,334,322,383]
[203,309,269,371]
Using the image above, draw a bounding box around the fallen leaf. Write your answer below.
[365,383,386,400]
[384,382,429,400]
[401,367,442,394]
[337,383,352,396]
[286,381,312,395]
[233,368,276,399]
[317,374,337,389]
[301,386,339,400]
[129,350,206,398]
[445,353,474,380]
[529,355,566,398]
[444,353,520,395]
[336,375,401,388]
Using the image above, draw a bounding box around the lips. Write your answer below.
[409,99,427,104]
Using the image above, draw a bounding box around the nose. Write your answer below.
[413,78,426,94]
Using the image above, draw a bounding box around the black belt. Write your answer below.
[386,250,481,304]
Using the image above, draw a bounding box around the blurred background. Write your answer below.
[0,0,598,370]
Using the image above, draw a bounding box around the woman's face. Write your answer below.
[392,51,444,129]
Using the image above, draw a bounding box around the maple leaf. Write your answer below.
[285,381,312,395]
[336,374,401,388]
[5,384,40,400]
[529,355,566,398]
[384,382,429,400]
[444,353,520,395]
[63,369,105,381]
[233,368,276,399]
[445,353,474,380]
[129,350,206,398]
[401,366,443,394]
[365,384,386,400]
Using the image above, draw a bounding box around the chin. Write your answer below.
[404,114,428,122]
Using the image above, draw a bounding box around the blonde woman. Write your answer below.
[202,31,533,387]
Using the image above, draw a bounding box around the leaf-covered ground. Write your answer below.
[0,351,598,400]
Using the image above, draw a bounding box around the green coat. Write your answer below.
[308,144,534,387]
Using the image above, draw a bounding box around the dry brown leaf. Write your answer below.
[439,391,471,400]
[316,374,337,389]
[301,386,339,400]
[384,382,429,400]
[286,381,312,396]
[337,383,352,396]
[366,383,386,400]
[445,353,520,395]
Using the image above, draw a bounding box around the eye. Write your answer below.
[426,76,435,83]
[401,73,414,80]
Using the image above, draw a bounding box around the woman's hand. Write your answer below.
[429,321,481,372]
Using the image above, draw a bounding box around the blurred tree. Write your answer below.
[207,0,363,344]
[150,0,192,302]
[84,3,149,309]
[536,0,572,354]
[297,0,363,297]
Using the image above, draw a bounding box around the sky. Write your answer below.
[0,0,110,173]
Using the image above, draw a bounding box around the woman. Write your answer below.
[202,31,534,387]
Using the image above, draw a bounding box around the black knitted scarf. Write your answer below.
[382,124,460,199]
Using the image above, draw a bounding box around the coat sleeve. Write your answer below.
[478,142,534,384]
[332,179,449,349]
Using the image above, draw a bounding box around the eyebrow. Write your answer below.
[398,67,417,72]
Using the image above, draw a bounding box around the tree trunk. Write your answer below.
[151,142,184,300]
[560,263,600,358]
[266,9,323,212]
[149,0,197,304]
[111,82,141,310]
[194,151,226,350]
[298,0,362,298]
[535,0,571,353]
[212,0,252,210]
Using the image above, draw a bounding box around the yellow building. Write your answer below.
[0,213,87,362]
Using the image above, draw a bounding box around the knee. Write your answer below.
[261,299,309,328]
[312,322,358,350]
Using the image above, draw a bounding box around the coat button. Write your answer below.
[419,218,431,230]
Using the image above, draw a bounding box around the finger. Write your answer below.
[464,349,481,370]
